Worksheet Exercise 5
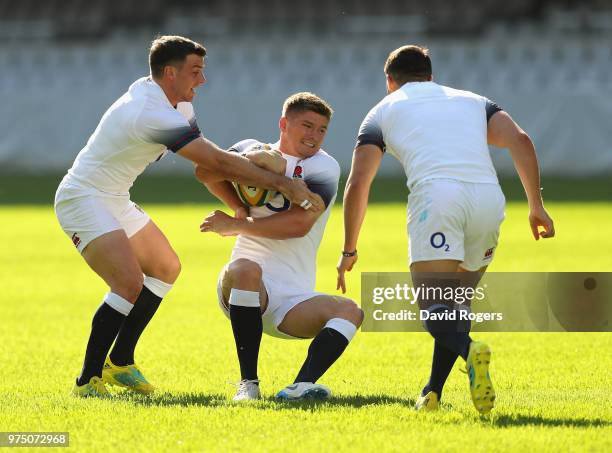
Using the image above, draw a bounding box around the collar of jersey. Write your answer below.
[146,76,178,109]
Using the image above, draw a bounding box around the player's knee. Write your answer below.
[334,299,364,328]
[113,273,144,303]
[161,254,181,283]
[226,259,262,289]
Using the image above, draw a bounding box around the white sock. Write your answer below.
[143,275,173,298]
[104,292,133,316]
[229,289,260,308]
[325,318,357,342]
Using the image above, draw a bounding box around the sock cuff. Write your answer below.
[325,317,357,342]
[229,288,260,308]
[143,275,173,298]
[104,292,133,316]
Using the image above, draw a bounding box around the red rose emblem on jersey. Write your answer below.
[293,165,303,179]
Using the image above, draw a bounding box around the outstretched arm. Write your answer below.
[488,111,555,240]
[337,144,383,293]
[178,137,322,211]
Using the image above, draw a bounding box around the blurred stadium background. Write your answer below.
[0,0,610,202]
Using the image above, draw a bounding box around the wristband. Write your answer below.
[342,250,357,257]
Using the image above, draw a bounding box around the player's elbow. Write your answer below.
[291,217,317,238]
[194,164,210,183]
[515,131,533,147]
[508,131,535,154]
[344,176,370,200]
[292,223,312,238]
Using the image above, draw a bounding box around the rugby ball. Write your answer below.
[233,182,276,207]
[232,144,282,207]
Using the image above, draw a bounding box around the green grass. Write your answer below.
[1,201,611,452]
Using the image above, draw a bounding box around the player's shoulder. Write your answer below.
[303,149,341,178]
[439,84,487,103]
[129,77,164,103]
[131,77,187,123]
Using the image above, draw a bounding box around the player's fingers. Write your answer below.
[541,221,555,238]
[337,273,346,294]
[309,195,322,211]
[530,220,540,241]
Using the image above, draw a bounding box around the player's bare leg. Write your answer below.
[130,221,181,284]
[106,221,181,387]
[411,259,494,413]
[73,230,143,394]
[221,259,268,400]
[276,295,363,400]
[82,230,144,302]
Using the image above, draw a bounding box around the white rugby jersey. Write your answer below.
[357,81,502,190]
[62,77,201,195]
[229,139,340,291]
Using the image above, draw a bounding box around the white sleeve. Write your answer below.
[228,139,261,153]
[355,104,385,152]
[134,103,201,152]
[303,155,341,208]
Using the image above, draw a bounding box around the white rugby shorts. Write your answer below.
[216,262,323,339]
[407,179,506,271]
[54,183,150,253]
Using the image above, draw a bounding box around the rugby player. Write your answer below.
[198,92,363,401]
[54,36,321,397]
[337,45,555,413]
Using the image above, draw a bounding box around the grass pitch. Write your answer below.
[1,201,610,452]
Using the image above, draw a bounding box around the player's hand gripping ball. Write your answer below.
[233,144,287,207]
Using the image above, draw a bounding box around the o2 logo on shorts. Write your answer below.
[430,232,450,252]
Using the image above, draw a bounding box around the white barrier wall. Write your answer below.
[1,34,611,176]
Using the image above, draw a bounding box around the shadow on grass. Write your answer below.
[111,391,416,409]
[112,391,227,407]
[274,394,417,409]
[490,414,611,429]
[109,393,611,428]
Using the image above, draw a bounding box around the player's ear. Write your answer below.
[279,116,287,132]
[385,74,396,93]
[163,65,177,80]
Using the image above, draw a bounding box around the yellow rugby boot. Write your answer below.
[72,376,111,398]
[102,357,155,395]
[466,341,495,414]
[415,391,439,411]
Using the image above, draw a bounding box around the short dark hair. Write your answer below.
[282,92,333,120]
[384,45,432,85]
[149,35,206,78]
